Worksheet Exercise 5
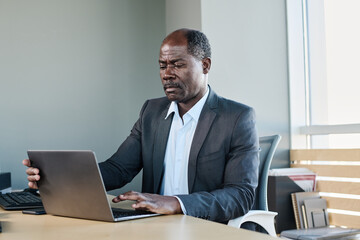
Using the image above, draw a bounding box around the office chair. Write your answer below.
[227,135,281,237]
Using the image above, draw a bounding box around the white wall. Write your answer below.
[0,0,165,191]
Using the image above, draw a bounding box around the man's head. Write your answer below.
[159,29,211,108]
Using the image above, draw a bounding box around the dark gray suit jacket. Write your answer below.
[99,87,259,223]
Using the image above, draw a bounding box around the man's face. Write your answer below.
[159,41,206,104]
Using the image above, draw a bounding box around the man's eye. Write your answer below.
[159,65,166,69]
[175,64,184,68]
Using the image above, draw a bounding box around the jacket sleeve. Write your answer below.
[176,108,259,223]
[98,101,149,191]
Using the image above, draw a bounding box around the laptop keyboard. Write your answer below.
[0,191,43,210]
[112,208,154,218]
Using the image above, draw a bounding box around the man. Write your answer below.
[23,28,259,223]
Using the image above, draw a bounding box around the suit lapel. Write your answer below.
[152,107,173,194]
[188,89,218,192]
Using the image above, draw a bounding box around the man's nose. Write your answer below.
[163,66,175,80]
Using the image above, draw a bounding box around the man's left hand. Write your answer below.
[113,191,182,215]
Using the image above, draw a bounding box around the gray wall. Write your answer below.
[0,0,290,192]
[166,0,290,168]
[165,0,202,34]
[0,0,165,191]
[202,0,290,168]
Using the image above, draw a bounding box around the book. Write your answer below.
[303,198,329,228]
[291,192,320,229]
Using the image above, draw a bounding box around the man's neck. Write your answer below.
[177,87,209,118]
[178,103,192,119]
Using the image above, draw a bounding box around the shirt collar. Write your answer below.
[165,86,209,122]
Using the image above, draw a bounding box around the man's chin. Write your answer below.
[166,96,179,102]
[165,93,180,102]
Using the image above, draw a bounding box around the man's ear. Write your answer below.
[202,58,211,74]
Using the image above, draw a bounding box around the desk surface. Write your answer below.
[0,196,278,240]
[0,209,278,240]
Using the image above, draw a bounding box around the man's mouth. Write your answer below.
[164,83,181,93]
[165,87,178,93]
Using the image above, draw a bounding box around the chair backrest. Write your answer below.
[254,135,281,211]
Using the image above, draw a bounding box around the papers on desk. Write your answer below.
[280,226,360,240]
[269,168,316,192]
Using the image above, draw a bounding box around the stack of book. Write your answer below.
[280,192,360,239]
[291,192,328,229]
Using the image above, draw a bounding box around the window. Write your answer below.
[287,0,360,149]
[287,2,360,228]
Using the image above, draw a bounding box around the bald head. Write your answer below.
[162,28,211,61]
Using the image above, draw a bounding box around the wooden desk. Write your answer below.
[0,209,278,240]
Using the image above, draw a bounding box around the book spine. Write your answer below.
[291,193,301,229]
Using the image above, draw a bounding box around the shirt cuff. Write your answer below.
[174,196,187,215]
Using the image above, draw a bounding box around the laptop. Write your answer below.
[27,150,160,222]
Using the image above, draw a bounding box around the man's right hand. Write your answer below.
[22,159,40,189]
